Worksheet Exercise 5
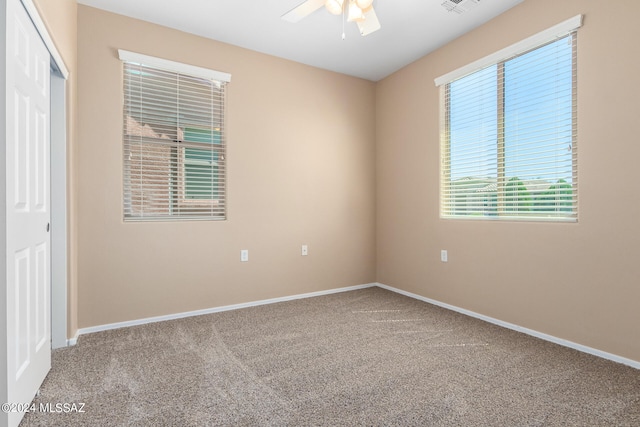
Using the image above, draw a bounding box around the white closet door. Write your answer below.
[5,0,52,425]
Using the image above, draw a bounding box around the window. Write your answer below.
[119,50,230,221]
[436,16,581,221]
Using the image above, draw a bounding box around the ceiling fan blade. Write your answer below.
[282,0,326,23]
[357,6,381,36]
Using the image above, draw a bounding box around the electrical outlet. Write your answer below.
[240,249,249,262]
[441,250,448,263]
[302,245,308,256]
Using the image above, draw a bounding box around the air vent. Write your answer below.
[441,0,480,14]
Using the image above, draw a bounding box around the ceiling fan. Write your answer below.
[282,0,381,37]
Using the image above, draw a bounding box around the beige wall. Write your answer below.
[376,0,640,362]
[76,6,376,328]
[32,0,78,338]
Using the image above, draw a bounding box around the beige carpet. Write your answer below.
[21,287,640,426]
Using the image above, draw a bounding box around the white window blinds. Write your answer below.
[120,50,230,221]
[436,16,581,222]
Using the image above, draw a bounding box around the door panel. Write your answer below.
[13,248,30,379]
[35,108,47,211]
[35,242,48,351]
[12,89,29,211]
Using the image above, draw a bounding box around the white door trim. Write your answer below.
[1,0,9,417]
[50,73,66,349]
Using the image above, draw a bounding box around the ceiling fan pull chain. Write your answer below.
[342,1,346,40]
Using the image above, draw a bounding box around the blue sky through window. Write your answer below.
[448,36,573,184]
[504,37,573,183]
[449,65,498,181]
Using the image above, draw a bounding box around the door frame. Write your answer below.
[50,70,67,348]
[19,0,70,349]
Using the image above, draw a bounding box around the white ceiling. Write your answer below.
[77,0,524,81]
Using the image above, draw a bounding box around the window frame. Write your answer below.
[435,16,582,222]
[119,50,231,222]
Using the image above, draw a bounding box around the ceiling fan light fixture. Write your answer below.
[355,0,374,9]
[283,0,381,37]
[325,0,344,15]
[347,0,365,22]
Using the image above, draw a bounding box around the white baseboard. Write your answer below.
[66,331,79,347]
[67,281,640,370]
[73,283,377,339]
[375,282,640,370]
